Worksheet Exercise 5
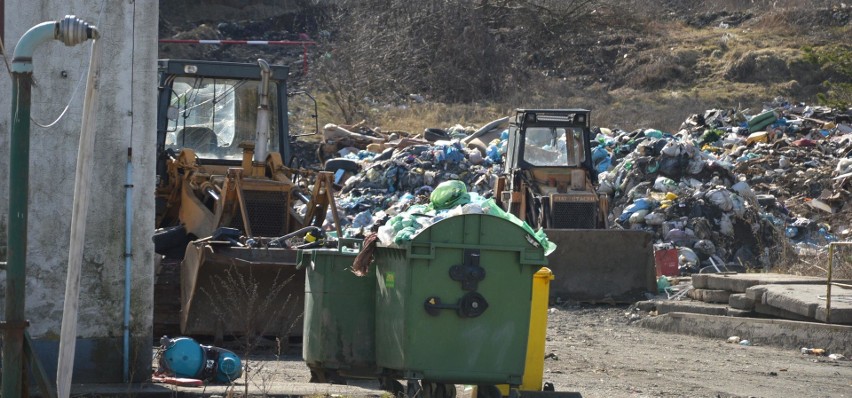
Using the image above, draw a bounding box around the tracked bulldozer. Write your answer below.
[496,109,655,302]
[153,59,336,340]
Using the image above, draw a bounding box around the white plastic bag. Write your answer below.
[629,209,650,224]
[644,212,666,226]
[653,176,678,192]
[706,188,733,212]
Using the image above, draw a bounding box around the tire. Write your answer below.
[309,369,324,383]
[324,158,361,173]
[476,385,501,398]
[441,383,457,398]
[379,377,406,397]
[421,381,456,398]
[153,225,190,259]
[424,128,449,142]
[406,380,422,398]
[308,368,346,384]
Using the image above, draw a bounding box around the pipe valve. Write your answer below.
[57,15,100,46]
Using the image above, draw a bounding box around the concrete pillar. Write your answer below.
[0,0,158,383]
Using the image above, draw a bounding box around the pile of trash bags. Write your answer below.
[596,129,788,271]
[594,99,851,271]
[374,180,556,255]
[319,98,850,273]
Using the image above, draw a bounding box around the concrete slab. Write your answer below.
[687,288,700,300]
[634,300,657,312]
[729,293,755,310]
[762,284,819,319]
[703,273,826,293]
[754,303,814,322]
[702,289,732,303]
[688,288,732,303]
[817,285,852,324]
[637,312,852,356]
[726,308,756,317]
[657,300,727,316]
[756,284,852,324]
[691,274,711,289]
[745,285,769,302]
[816,306,852,324]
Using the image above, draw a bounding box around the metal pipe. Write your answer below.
[827,243,834,324]
[253,59,272,163]
[294,189,312,205]
[4,51,36,398]
[824,241,852,324]
[4,15,98,398]
[123,148,134,382]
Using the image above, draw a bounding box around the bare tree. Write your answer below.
[315,0,605,113]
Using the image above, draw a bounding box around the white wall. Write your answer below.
[0,0,157,382]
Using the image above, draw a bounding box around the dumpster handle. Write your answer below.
[424,292,489,318]
[405,243,547,265]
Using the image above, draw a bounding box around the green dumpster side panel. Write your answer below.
[301,248,378,377]
[374,214,545,385]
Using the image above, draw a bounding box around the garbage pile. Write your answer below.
[595,127,785,271]
[320,99,850,273]
[595,99,851,271]
[331,138,504,234]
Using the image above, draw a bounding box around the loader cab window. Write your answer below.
[165,76,279,160]
[523,127,585,166]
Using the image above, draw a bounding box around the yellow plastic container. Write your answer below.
[497,267,554,395]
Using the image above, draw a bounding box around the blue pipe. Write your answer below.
[124,148,134,382]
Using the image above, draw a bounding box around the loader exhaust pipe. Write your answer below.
[253,59,272,164]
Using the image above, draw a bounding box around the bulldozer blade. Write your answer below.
[543,229,655,303]
[180,242,305,339]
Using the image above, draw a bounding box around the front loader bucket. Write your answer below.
[180,241,305,339]
[543,229,655,302]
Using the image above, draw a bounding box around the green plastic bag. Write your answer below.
[430,180,471,210]
[393,226,418,244]
[480,198,557,256]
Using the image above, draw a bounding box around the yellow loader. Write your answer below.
[153,59,336,341]
[497,109,655,302]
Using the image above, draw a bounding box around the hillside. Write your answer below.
[159,0,851,132]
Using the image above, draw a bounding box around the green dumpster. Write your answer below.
[374,214,547,385]
[299,240,378,380]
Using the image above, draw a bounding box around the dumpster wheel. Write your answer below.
[476,385,501,398]
[421,381,457,398]
[379,377,406,397]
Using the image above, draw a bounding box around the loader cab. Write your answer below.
[155,59,292,180]
[506,109,596,180]
[502,109,604,229]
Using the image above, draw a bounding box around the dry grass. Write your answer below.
[370,102,507,135]
[321,80,776,135]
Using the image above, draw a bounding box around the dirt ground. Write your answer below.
[542,304,851,398]
[186,303,852,398]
